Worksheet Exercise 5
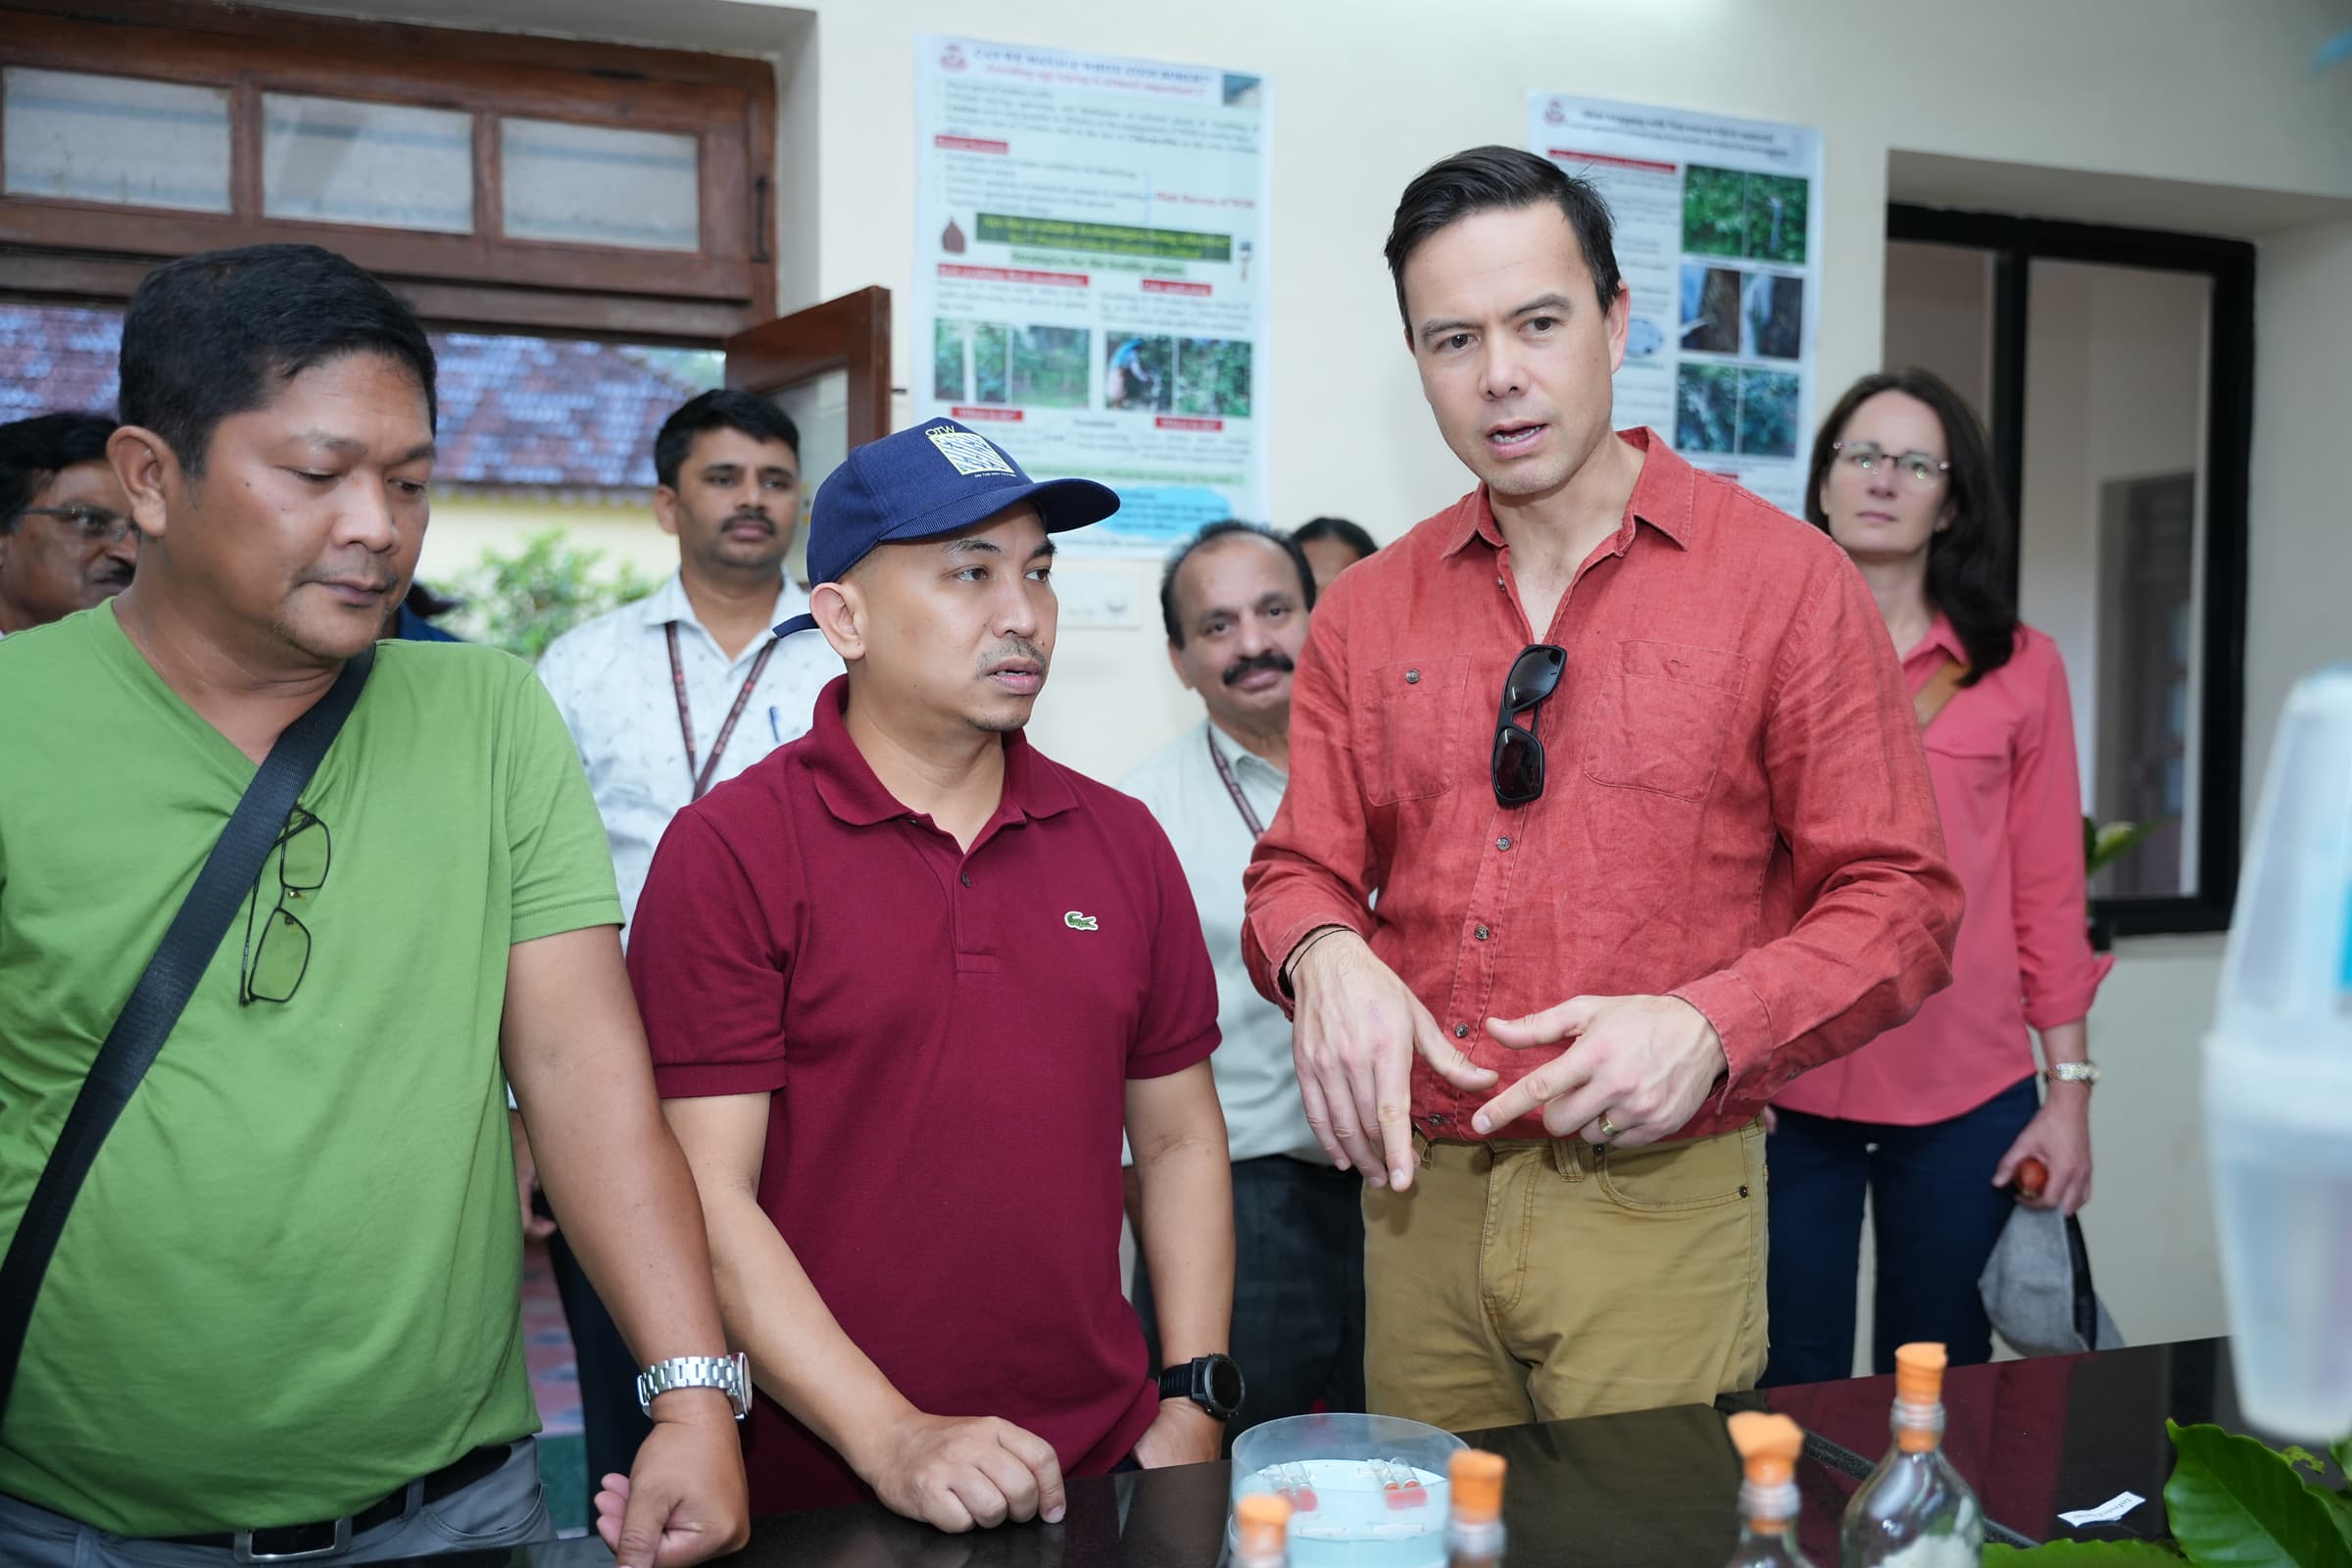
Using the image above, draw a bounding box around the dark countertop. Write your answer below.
[387,1338,2261,1567]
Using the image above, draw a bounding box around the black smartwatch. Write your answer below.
[1157,1353,1246,1423]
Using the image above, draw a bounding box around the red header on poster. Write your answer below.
[1142,280,1212,296]
[952,406,1024,422]
[934,135,1009,154]
[938,264,1089,287]
[1546,147,1678,175]
[1155,416,1223,432]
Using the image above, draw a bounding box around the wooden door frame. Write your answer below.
[724,286,893,449]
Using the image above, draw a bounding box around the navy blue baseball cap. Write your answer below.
[775,418,1120,637]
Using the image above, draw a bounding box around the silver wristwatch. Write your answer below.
[636,1351,751,1419]
[2045,1061,2100,1086]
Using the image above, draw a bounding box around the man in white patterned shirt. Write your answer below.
[538,390,840,933]
[530,388,838,1491]
[1122,520,1363,1436]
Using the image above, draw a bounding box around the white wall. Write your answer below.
[1882,240,1993,422]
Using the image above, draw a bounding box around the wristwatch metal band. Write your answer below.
[2045,1061,2100,1085]
[636,1350,751,1420]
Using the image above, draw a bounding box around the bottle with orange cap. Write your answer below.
[1723,1411,1815,1567]
[1233,1492,1293,1568]
[1840,1343,1984,1568]
[1446,1449,1507,1568]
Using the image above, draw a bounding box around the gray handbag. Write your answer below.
[1979,1203,2126,1357]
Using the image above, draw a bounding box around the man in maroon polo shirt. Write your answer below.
[1241,147,1962,1429]
[626,418,1239,1533]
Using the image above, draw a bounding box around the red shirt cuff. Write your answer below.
[1672,968,1773,1097]
[1129,1022,1219,1081]
[2023,953,2114,1032]
[653,1058,788,1099]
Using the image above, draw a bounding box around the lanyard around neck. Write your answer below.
[1206,727,1267,838]
[666,621,779,801]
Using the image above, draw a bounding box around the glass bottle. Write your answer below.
[1447,1449,1506,1568]
[1233,1492,1292,1568]
[1841,1343,1984,1568]
[1724,1411,1816,1567]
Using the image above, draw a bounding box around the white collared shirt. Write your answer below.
[536,570,840,937]
[1121,717,1324,1164]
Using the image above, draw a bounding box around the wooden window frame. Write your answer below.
[0,0,776,340]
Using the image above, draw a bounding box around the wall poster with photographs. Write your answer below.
[913,36,1272,556]
[1526,94,1824,516]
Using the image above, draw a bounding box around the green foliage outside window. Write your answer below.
[447,529,658,661]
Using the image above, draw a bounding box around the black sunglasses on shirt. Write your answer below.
[1492,644,1566,807]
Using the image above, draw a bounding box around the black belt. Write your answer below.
[161,1442,514,1559]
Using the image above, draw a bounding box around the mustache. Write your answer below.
[293,567,401,594]
[721,510,775,533]
[978,636,1050,672]
[1222,650,1295,686]
[90,564,136,587]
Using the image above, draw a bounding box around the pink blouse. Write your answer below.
[1776,617,2112,1126]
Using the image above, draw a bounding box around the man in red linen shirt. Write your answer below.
[628,419,1238,1531]
[1241,147,1964,1427]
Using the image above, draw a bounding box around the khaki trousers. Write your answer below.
[1362,1121,1768,1430]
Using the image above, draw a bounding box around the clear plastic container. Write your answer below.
[1230,1413,1467,1568]
[2205,663,2352,1442]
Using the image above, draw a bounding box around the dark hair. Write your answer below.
[0,411,116,531]
[654,389,802,489]
[1384,146,1622,331]
[403,579,463,619]
[1160,519,1317,647]
[120,244,436,476]
[1291,515,1378,564]
[1805,368,2018,683]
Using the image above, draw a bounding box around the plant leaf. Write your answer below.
[2320,1491,2352,1557]
[2165,1420,2352,1568]
[1984,1541,2183,1562]
[2334,1437,2351,1479]
[2285,1448,2329,1478]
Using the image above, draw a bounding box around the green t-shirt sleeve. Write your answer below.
[502,663,623,944]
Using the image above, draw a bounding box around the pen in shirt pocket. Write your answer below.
[769,705,782,745]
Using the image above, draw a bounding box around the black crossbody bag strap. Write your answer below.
[0,647,374,1419]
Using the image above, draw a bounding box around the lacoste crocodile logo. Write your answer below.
[1064,910,1100,931]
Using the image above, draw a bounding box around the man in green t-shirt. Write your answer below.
[0,244,749,1568]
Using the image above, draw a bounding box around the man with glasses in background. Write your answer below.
[0,244,746,1567]
[1242,147,1962,1431]
[0,412,138,637]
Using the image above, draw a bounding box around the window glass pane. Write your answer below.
[500,118,698,251]
[263,94,472,233]
[2019,258,2213,901]
[3,67,230,213]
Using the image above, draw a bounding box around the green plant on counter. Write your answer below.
[1984,1422,2352,1565]
[450,528,658,661]
[2086,815,2169,878]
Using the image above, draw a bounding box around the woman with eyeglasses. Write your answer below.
[1760,368,2112,1384]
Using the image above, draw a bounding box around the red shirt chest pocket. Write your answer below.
[1581,639,1750,803]
[1357,655,1472,805]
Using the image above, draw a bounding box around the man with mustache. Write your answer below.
[532,388,840,1491]
[0,412,139,638]
[1120,520,1360,1437]
[627,419,1238,1529]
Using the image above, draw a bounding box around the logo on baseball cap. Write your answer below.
[775,419,1120,638]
